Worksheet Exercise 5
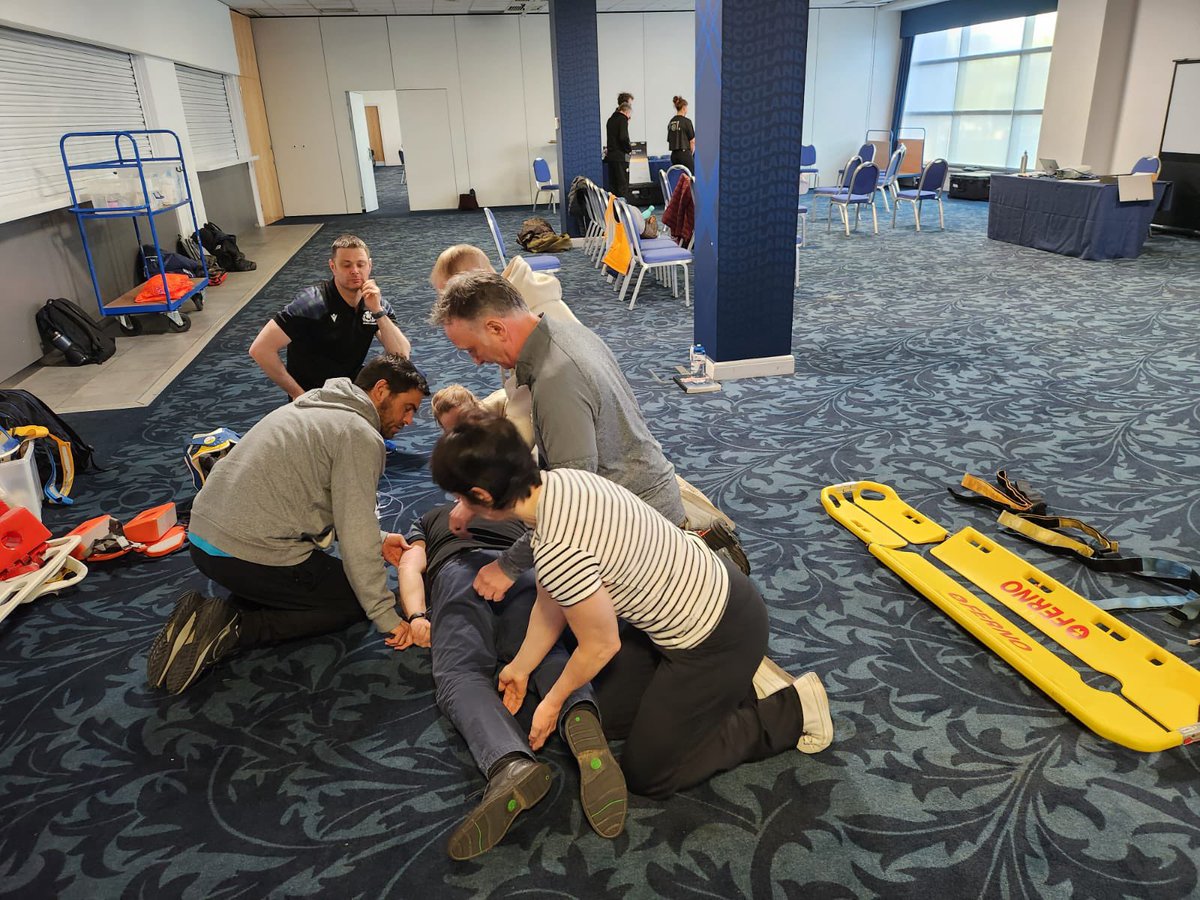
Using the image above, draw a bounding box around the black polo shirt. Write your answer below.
[273,280,395,391]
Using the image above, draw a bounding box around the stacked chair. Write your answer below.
[576,176,693,311]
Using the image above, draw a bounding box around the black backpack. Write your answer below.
[199,222,256,272]
[0,388,101,489]
[35,299,117,366]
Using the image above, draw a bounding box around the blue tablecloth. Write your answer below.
[987,175,1166,260]
[649,155,671,186]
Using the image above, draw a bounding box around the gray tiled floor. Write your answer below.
[1,224,319,413]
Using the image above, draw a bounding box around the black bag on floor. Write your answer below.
[0,388,100,480]
[199,222,256,272]
[35,298,116,366]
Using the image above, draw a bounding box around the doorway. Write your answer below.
[356,90,409,215]
[346,91,379,213]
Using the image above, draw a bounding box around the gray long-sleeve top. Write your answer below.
[189,378,401,633]
[495,315,684,579]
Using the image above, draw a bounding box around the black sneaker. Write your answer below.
[146,590,207,689]
[161,596,241,694]
[564,705,626,839]
[700,520,751,575]
[446,757,552,860]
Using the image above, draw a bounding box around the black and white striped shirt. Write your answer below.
[532,469,729,650]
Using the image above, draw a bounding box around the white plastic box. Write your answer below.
[0,441,43,521]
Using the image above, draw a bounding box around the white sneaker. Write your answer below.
[793,671,833,753]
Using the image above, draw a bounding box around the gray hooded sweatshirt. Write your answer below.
[190,378,400,633]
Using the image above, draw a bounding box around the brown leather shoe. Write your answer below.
[564,705,626,838]
[446,757,552,861]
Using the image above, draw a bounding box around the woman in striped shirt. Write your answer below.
[431,412,833,799]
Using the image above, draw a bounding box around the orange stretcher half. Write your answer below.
[821,481,1200,753]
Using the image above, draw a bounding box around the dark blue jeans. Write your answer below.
[430,549,595,777]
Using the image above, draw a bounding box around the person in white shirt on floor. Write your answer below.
[429,411,834,799]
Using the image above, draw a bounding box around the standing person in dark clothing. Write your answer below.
[667,96,696,173]
[605,102,633,200]
[249,234,412,400]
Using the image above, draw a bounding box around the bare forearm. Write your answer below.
[512,589,566,674]
[376,317,411,358]
[546,642,617,707]
[250,347,304,399]
[397,566,427,619]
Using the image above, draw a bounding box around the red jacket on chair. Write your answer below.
[662,174,694,248]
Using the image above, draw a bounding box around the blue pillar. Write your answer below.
[694,0,807,374]
[549,0,603,237]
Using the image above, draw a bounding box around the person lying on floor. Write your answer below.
[391,500,626,860]
[146,354,429,694]
[430,411,834,800]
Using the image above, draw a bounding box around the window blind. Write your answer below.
[176,64,241,170]
[0,25,149,219]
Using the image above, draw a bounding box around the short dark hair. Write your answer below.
[617,92,633,105]
[430,410,541,510]
[354,353,430,396]
[331,234,369,257]
[428,271,528,326]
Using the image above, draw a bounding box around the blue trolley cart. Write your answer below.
[60,129,208,334]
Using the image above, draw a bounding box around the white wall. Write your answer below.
[359,91,404,167]
[803,8,901,179]
[1111,0,1200,171]
[0,0,238,75]
[1039,0,1137,172]
[255,9,897,214]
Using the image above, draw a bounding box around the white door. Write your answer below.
[347,92,379,213]
[395,88,459,211]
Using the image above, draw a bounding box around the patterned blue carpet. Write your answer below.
[3,189,1200,898]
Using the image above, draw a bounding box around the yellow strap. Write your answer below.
[13,426,75,498]
[998,511,1098,557]
[960,472,1031,511]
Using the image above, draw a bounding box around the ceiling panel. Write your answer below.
[222,0,938,16]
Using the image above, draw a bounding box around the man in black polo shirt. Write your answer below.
[250,234,412,400]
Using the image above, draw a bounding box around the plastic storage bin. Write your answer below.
[0,442,43,521]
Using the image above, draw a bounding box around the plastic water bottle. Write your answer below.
[1019,151,1028,174]
[690,344,706,378]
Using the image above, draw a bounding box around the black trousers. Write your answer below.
[670,149,694,173]
[191,545,364,647]
[606,158,629,200]
[592,561,804,799]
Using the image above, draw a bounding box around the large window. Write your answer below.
[901,12,1056,169]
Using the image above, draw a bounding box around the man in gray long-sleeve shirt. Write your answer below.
[146,354,430,694]
[430,272,685,601]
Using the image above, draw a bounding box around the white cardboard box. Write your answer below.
[0,442,43,520]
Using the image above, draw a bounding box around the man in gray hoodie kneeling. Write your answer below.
[146,353,430,694]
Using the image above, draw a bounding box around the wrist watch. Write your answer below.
[405,610,428,623]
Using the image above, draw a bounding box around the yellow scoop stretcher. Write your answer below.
[821,481,1200,753]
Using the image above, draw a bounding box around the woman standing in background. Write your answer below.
[667,96,695,173]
